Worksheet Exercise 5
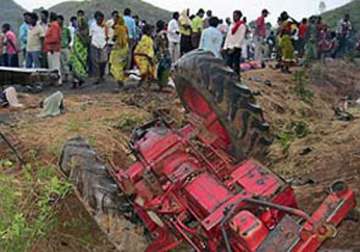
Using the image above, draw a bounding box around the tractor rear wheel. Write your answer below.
[59,137,148,252]
[172,50,272,161]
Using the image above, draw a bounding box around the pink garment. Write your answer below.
[5,31,17,55]
[249,60,262,69]
[240,63,251,71]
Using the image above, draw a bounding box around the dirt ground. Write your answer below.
[1,59,360,251]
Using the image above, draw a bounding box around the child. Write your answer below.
[134,24,156,86]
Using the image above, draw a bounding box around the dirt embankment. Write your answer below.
[244,60,360,249]
[1,60,360,251]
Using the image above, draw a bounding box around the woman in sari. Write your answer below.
[134,24,156,86]
[70,12,89,88]
[109,15,129,88]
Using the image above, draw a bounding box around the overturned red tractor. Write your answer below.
[60,51,356,252]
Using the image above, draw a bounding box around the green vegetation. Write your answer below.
[293,69,314,104]
[0,161,72,252]
[49,0,171,24]
[0,0,25,34]
[277,121,310,153]
[322,0,360,31]
[112,112,147,132]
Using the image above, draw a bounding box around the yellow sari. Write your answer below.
[110,16,129,82]
[134,34,156,80]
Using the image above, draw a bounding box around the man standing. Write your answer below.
[336,14,352,57]
[26,13,44,68]
[167,12,181,63]
[2,24,18,67]
[124,8,136,69]
[298,18,308,58]
[44,12,62,85]
[39,10,49,68]
[203,10,213,29]
[106,11,119,73]
[69,16,78,49]
[106,11,119,50]
[199,17,223,58]
[223,10,246,77]
[179,9,192,55]
[89,11,108,84]
[254,9,269,63]
[191,9,205,49]
[19,12,31,67]
[58,15,72,83]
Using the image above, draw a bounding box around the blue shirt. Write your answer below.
[19,22,29,50]
[199,27,223,58]
[124,15,136,40]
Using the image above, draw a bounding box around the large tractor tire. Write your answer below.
[172,50,272,161]
[59,137,148,252]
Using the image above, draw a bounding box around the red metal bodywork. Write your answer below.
[113,115,356,252]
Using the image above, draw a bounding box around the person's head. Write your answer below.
[219,19,223,24]
[57,15,64,26]
[94,11,105,25]
[2,24,10,33]
[49,12,58,22]
[186,9,190,16]
[225,17,231,25]
[70,16,77,26]
[302,18,307,24]
[262,9,269,18]
[317,16,322,23]
[142,24,153,36]
[309,16,316,24]
[40,10,49,23]
[197,8,205,18]
[30,12,39,26]
[112,10,119,20]
[124,8,131,16]
[330,31,337,39]
[208,17,218,28]
[77,10,85,17]
[243,17,247,23]
[280,11,289,22]
[156,20,165,33]
[344,14,350,22]
[173,12,180,20]
[23,12,32,24]
[190,14,195,20]
[233,10,242,22]
[206,10,212,18]
[133,15,140,25]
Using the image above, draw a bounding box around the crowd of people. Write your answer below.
[0,7,358,89]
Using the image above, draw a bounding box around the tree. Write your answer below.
[319,1,327,14]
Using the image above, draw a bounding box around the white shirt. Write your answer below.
[69,25,76,48]
[90,22,107,49]
[223,23,246,50]
[106,19,115,45]
[167,19,180,43]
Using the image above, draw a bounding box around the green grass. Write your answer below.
[0,162,72,252]
[277,121,311,153]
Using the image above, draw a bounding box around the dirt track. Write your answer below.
[1,60,360,251]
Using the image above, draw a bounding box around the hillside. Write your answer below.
[0,0,26,33]
[322,0,360,31]
[49,0,171,25]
